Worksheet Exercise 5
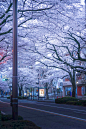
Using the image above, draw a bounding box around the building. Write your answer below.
[63,73,86,98]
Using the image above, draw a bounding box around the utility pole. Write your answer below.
[85,0,86,28]
[12,0,18,120]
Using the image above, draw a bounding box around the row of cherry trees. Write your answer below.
[0,0,86,97]
[27,0,86,97]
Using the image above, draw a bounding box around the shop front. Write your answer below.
[65,87,72,96]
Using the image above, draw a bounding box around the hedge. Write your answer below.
[66,100,86,106]
[55,97,78,104]
[1,114,23,121]
[0,112,41,129]
[0,120,41,129]
[7,96,27,99]
[18,96,27,99]
[0,111,1,121]
[55,97,86,106]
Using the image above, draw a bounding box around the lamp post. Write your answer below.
[12,0,18,120]
[85,0,86,22]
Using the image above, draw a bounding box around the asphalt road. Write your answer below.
[0,98,86,129]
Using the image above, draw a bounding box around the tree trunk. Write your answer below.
[45,82,49,99]
[46,88,49,99]
[72,82,76,97]
[72,90,75,97]
[70,69,76,97]
[22,90,24,97]
[19,87,21,96]
[19,86,22,96]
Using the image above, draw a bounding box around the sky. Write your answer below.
[81,0,85,5]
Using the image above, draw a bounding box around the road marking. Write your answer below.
[31,103,86,113]
[73,111,86,114]
[0,100,86,122]
[1,99,85,113]
[19,104,86,122]
[1,111,6,115]
[0,100,9,104]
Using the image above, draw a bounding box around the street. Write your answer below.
[0,98,86,129]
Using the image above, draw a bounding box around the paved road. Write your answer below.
[0,98,86,129]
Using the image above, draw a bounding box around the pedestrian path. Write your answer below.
[38,99,55,103]
[0,97,55,103]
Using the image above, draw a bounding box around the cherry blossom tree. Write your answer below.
[0,0,86,98]
[26,0,86,97]
[17,64,41,97]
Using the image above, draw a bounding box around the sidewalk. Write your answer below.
[27,97,55,103]
[0,97,55,103]
[37,99,55,103]
[19,98,55,103]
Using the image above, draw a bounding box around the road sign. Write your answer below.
[39,89,45,97]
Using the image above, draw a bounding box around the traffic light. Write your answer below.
[3,78,5,81]
[5,79,8,81]
[2,78,8,81]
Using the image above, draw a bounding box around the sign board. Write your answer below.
[39,89,45,97]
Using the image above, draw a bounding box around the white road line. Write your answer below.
[19,104,86,122]
[0,100,9,104]
[73,111,86,114]
[1,111,6,115]
[1,100,86,113]
[0,100,86,121]
[32,103,86,113]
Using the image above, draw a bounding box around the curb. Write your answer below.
[37,100,55,103]
[27,99,55,103]
[1,111,6,115]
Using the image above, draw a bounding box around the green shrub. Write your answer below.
[7,96,27,99]
[2,114,23,121]
[79,100,86,106]
[7,97,10,99]
[62,97,78,101]
[0,120,41,129]
[76,101,82,105]
[55,98,66,104]
[18,96,27,99]
[66,100,84,106]
[66,101,77,105]
[55,97,86,106]
[0,111,1,121]
[0,113,41,129]
[82,102,86,106]
[55,97,78,104]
